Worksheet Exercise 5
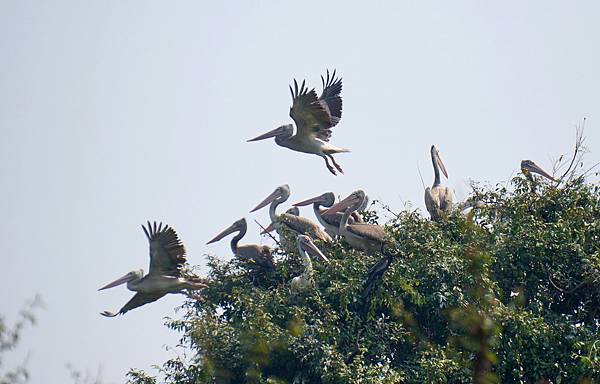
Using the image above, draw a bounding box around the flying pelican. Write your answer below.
[290,235,329,293]
[99,221,207,317]
[424,145,452,221]
[293,192,366,237]
[322,190,386,253]
[520,160,555,182]
[250,184,333,242]
[207,218,275,270]
[247,70,349,175]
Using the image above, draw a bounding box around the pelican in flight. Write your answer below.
[520,160,555,182]
[207,218,275,270]
[251,184,332,242]
[322,190,386,253]
[424,145,452,221]
[293,192,365,237]
[99,221,207,317]
[290,235,329,293]
[247,70,349,175]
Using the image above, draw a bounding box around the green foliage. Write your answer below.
[128,175,600,383]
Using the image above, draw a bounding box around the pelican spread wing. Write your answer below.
[101,292,165,317]
[142,221,186,277]
[289,70,342,142]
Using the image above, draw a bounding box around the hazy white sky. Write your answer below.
[1,1,598,382]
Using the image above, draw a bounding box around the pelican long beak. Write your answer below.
[293,195,325,207]
[321,194,360,216]
[435,150,449,178]
[260,222,276,234]
[302,238,329,263]
[98,273,133,291]
[247,126,286,142]
[250,188,281,212]
[523,161,555,181]
[207,223,239,244]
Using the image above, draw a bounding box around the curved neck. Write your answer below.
[299,249,313,275]
[313,203,329,228]
[269,195,286,222]
[339,203,357,233]
[432,153,441,187]
[230,225,246,255]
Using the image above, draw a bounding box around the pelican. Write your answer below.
[520,160,555,182]
[322,190,386,253]
[247,70,349,175]
[293,192,365,237]
[290,235,329,293]
[251,184,332,242]
[99,221,207,317]
[262,207,300,234]
[424,145,452,221]
[207,218,275,270]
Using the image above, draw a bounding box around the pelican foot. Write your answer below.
[100,311,119,318]
[327,154,344,174]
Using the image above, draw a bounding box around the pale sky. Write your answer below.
[1,1,599,382]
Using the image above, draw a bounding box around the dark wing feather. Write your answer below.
[362,253,393,298]
[101,292,165,317]
[143,221,187,276]
[289,77,333,142]
[317,69,343,141]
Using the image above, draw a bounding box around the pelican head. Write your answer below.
[207,218,246,244]
[521,160,555,181]
[247,124,294,142]
[250,184,291,212]
[321,190,366,216]
[431,145,449,179]
[98,269,144,291]
[297,235,329,263]
[293,192,336,208]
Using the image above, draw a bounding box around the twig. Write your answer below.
[254,219,280,246]
[559,118,586,183]
[417,161,426,191]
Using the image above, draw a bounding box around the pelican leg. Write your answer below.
[327,154,344,174]
[322,155,337,175]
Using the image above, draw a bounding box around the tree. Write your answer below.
[127,169,600,383]
[0,296,42,384]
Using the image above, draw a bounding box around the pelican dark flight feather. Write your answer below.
[99,221,207,317]
[247,70,349,175]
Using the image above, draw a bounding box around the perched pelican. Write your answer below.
[520,160,555,182]
[247,70,349,175]
[322,190,386,253]
[424,145,452,221]
[251,184,332,242]
[290,235,329,293]
[293,192,365,237]
[99,221,207,317]
[262,207,300,234]
[207,218,275,270]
